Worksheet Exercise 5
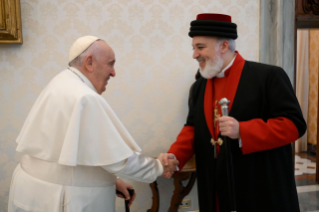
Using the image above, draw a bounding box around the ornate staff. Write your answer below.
[219,98,237,212]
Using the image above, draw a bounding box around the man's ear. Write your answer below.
[85,55,94,73]
[220,40,229,54]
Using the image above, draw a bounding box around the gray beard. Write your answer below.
[199,53,224,79]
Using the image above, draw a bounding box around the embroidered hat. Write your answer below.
[69,36,100,63]
[189,13,238,39]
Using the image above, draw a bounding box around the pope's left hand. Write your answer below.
[217,116,240,139]
[116,178,136,207]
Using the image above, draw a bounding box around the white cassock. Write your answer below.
[8,67,163,212]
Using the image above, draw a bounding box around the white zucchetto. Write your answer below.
[68,35,100,63]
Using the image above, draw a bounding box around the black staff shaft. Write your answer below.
[224,136,237,212]
[219,98,237,212]
[116,189,135,212]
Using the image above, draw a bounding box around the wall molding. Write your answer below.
[0,0,22,44]
[303,0,319,15]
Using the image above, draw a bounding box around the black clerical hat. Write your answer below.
[189,13,238,40]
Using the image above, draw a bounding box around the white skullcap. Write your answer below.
[68,35,100,63]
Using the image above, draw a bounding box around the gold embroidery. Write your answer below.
[213,100,220,128]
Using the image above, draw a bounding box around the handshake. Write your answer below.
[157,153,180,178]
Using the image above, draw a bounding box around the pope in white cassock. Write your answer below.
[8,36,178,212]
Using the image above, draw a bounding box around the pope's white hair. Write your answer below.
[69,39,104,67]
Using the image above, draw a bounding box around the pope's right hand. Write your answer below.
[157,153,179,178]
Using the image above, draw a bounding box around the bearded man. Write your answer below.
[8,36,178,212]
[162,14,306,212]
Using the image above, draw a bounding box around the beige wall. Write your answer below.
[0,0,260,211]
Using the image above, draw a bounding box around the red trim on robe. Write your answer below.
[168,126,195,170]
[204,52,246,140]
[204,78,214,138]
[212,74,228,154]
[240,117,299,154]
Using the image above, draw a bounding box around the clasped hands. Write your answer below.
[156,117,239,179]
[157,153,179,178]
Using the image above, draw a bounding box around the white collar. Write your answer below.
[68,66,97,93]
[216,53,237,78]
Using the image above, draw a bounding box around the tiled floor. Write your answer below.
[296,152,319,212]
[295,154,316,176]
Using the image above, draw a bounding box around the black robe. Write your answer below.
[187,61,307,212]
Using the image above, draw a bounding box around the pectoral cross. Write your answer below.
[210,137,223,159]
[214,100,220,128]
[210,138,223,146]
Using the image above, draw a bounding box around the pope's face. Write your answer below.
[92,42,116,94]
